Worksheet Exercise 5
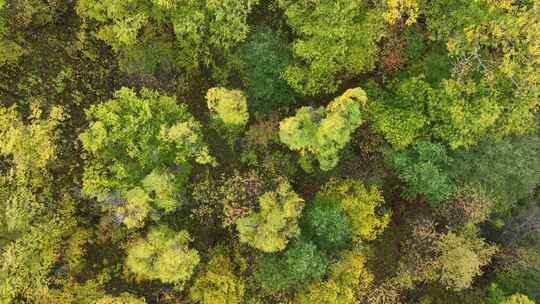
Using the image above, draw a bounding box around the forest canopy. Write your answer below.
[0,1,539,304]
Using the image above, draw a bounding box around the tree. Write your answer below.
[254,240,328,292]
[126,226,200,285]
[450,136,540,214]
[381,0,420,26]
[316,179,390,243]
[0,0,66,65]
[0,105,76,303]
[397,220,497,291]
[279,87,366,171]
[423,0,540,148]
[189,248,245,304]
[302,197,351,251]
[392,141,454,206]
[206,87,249,147]
[80,87,214,228]
[240,27,295,113]
[0,0,24,64]
[365,78,430,149]
[76,0,258,77]
[218,170,275,228]
[97,294,146,304]
[294,251,373,304]
[236,180,304,252]
[436,232,497,290]
[503,294,535,304]
[278,0,385,95]
[437,186,493,229]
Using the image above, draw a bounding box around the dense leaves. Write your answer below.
[126,226,199,285]
[80,87,214,227]
[236,180,304,252]
[254,240,328,292]
[279,87,366,171]
[1,1,539,304]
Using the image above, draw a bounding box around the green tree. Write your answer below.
[0,0,66,65]
[189,248,245,304]
[302,197,351,251]
[365,77,431,149]
[240,27,295,113]
[450,136,540,213]
[0,0,24,64]
[392,141,454,206]
[76,0,258,77]
[424,0,540,147]
[126,226,200,285]
[294,251,373,304]
[317,179,390,243]
[279,88,366,171]
[97,293,146,304]
[397,220,497,291]
[278,0,385,95]
[503,294,535,304]
[236,180,304,252]
[206,87,249,147]
[0,105,76,303]
[80,87,214,228]
[255,240,328,292]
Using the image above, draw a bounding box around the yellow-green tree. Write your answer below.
[76,0,258,76]
[206,87,249,147]
[317,179,390,243]
[279,88,366,171]
[126,226,200,286]
[0,104,77,303]
[189,248,245,304]
[80,87,215,228]
[97,293,146,304]
[278,0,385,95]
[236,181,304,252]
[294,251,373,304]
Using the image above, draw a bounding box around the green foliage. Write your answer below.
[397,220,497,291]
[240,27,295,112]
[489,266,540,302]
[76,0,259,76]
[426,0,540,146]
[206,87,249,147]
[428,79,505,149]
[126,226,200,285]
[0,104,64,185]
[189,248,245,304]
[207,87,249,127]
[255,240,328,292]
[0,1,24,64]
[236,180,304,252]
[80,87,214,227]
[302,197,351,251]
[437,186,493,229]
[317,179,390,243]
[279,88,366,171]
[392,141,454,206]
[0,105,76,303]
[2,1,540,302]
[97,294,146,304]
[503,294,535,304]
[294,251,373,304]
[279,0,385,95]
[436,232,497,291]
[366,77,431,149]
[451,136,540,213]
